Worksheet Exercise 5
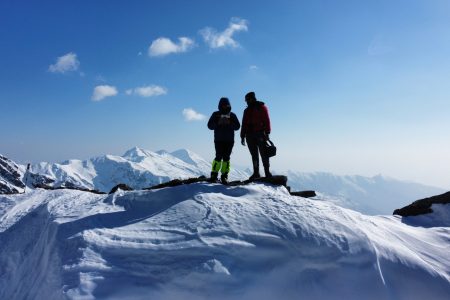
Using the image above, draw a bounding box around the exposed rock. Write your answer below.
[251,175,288,187]
[33,183,106,194]
[145,176,208,190]
[290,190,317,198]
[393,191,450,216]
[0,183,21,194]
[0,155,25,194]
[109,184,134,194]
[29,172,55,187]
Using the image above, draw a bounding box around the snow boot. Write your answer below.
[264,167,272,178]
[210,171,219,182]
[220,173,229,184]
[249,172,261,181]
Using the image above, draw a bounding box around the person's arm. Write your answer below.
[262,105,271,135]
[240,110,247,145]
[240,110,248,138]
[207,112,219,130]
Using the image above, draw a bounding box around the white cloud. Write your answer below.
[127,85,168,97]
[148,37,195,57]
[183,108,206,121]
[200,17,248,49]
[249,65,258,70]
[49,52,80,73]
[91,85,118,101]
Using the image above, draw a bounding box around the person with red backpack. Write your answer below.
[240,91,272,179]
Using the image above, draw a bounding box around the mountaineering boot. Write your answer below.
[210,171,219,182]
[220,173,229,184]
[264,167,272,178]
[249,172,260,180]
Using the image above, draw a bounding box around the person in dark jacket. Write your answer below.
[207,97,241,183]
[240,91,272,179]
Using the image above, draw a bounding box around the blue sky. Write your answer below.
[1,0,449,188]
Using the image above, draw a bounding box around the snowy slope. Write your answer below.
[0,183,449,300]
[31,147,249,192]
[287,171,445,215]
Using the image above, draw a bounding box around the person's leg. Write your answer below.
[211,142,223,181]
[246,134,260,179]
[256,134,272,177]
[220,142,234,183]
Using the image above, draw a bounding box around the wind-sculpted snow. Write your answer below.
[0,183,449,299]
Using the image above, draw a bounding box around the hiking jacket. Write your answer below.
[208,111,240,142]
[240,101,271,138]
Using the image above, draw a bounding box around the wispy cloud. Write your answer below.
[126,85,168,97]
[49,52,80,73]
[91,85,118,101]
[249,65,258,70]
[183,108,206,121]
[148,37,195,57]
[200,18,248,49]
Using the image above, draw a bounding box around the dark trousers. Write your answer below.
[246,132,269,173]
[214,141,234,162]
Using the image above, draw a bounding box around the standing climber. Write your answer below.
[240,91,272,179]
[207,97,241,184]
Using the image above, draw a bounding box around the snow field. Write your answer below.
[0,183,449,299]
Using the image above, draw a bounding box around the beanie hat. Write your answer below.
[245,91,256,101]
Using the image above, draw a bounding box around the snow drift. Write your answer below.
[1,182,449,299]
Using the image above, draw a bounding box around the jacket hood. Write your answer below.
[218,97,231,113]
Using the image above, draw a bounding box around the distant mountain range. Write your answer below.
[286,171,445,215]
[0,147,445,215]
[30,147,248,192]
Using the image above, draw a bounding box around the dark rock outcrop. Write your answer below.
[109,184,134,194]
[33,182,106,195]
[145,176,208,190]
[29,172,55,187]
[0,155,25,194]
[393,191,450,216]
[290,190,317,198]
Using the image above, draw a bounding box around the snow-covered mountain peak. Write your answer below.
[170,148,205,166]
[156,149,170,155]
[122,146,155,161]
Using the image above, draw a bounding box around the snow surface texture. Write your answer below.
[287,171,445,215]
[1,183,449,300]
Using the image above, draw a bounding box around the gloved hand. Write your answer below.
[241,137,246,146]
